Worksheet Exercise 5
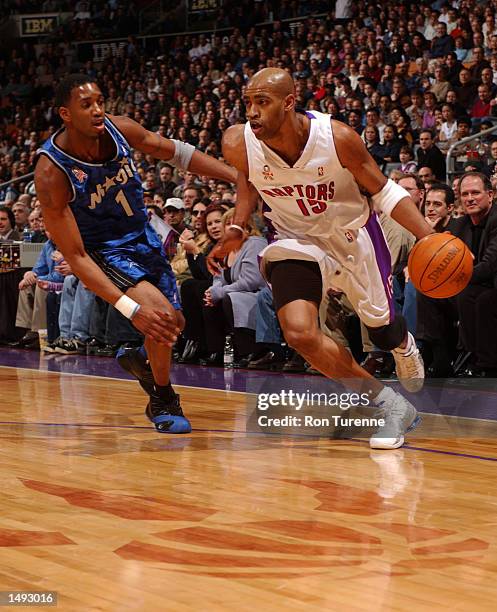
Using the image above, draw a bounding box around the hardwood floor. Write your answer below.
[1,366,496,611]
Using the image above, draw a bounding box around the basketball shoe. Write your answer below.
[369,386,421,450]
[116,346,191,434]
[391,332,424,393]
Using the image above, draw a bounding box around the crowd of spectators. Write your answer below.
[1,0,497,376]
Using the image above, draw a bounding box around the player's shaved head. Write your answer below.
[246,68,295,98]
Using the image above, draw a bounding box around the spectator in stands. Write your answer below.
[201,210,267,366]
[438,103,458,150]
[178,204,225,363]
[417,129,446,180]
[49,275,95,354]
[0,206,19,240]
[399,145,417,174]
[431,22,455,58]
[382,124,402,163]
[11,201,30,232]
[471,84,494,123]
[363,126,385,165]
[455,69,477,108]
[418,166,437,190]
[415,183,459,376]
[157,163,177,199]
[163,197,190,261]
[10,234,64,350]
[454,173,497,376]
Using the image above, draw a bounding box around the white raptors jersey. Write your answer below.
[245,110,371,260]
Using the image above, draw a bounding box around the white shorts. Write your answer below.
[259,215,395,329]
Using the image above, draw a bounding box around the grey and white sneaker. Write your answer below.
[392,332,424,393]
[370,386,421,450]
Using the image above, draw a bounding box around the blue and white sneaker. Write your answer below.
[145,393,192,434]
[117,346,191,434]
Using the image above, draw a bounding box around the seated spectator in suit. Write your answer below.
[415,183,459,376]
[417,129,446,180]
[453,172,497,375]
[417,174,497,376]
[201,209,267,366]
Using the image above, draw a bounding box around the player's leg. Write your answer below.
[355,218,424,392]
[119,279,191,434]
[269,259,383,395]
[269,259,420,450]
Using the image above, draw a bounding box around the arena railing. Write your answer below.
[0,172,34,193]
[446,123,497,180]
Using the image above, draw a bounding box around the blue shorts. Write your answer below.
[89,225,181,310]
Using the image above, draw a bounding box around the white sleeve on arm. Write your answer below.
[370,179,411,217]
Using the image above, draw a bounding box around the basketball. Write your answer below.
[408,233,473,299]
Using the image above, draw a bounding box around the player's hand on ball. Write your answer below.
[131,305,180,346]
[207,228,246,274]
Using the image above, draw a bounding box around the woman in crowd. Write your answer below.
[382,124,403,163]
[178,204,226,363]
[363,125,385,165]
[200,209,267,367]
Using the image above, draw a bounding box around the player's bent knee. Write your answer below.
[284,327,319,356]
[366,315,407,351]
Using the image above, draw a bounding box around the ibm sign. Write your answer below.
[20,14,59,37]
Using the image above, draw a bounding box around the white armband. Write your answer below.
[169,139,196,170]
[114,295,141,320]
[370,179,411,217]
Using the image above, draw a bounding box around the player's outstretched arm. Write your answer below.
[207,125,260,274]
[333,121,434,240]
[111,115,237,184]
[34,157,179,345]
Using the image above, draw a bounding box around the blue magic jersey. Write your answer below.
[37,116,147,250]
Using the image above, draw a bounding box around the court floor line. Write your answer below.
[3,364,497,427]
[0,364,248,395]
[0,419,496,463]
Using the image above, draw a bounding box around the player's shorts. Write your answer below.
[88,224,181,310]
[259,214,394,328]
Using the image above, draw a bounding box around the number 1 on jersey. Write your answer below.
[116,189,133,216]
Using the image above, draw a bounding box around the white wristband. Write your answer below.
[229,224,245,233]
[114,295,141,320]
[371,179,410,217]
[170,139,195,170]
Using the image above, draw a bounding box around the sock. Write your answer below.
[154,382,176,403]
[393,332,414,355]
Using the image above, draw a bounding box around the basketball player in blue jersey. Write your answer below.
[35,74,237,434]
[209,68,437,450]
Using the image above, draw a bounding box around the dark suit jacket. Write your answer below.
[417,145,446,180]
[450,203,497,287]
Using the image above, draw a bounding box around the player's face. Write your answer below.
[63,83,106,138]
[244,88,288,140]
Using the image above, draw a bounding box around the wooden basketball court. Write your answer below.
[1,360,497,611]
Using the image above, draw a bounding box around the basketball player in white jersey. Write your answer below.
[209,69,435,450]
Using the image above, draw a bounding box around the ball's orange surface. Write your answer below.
[408,233,473,298]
